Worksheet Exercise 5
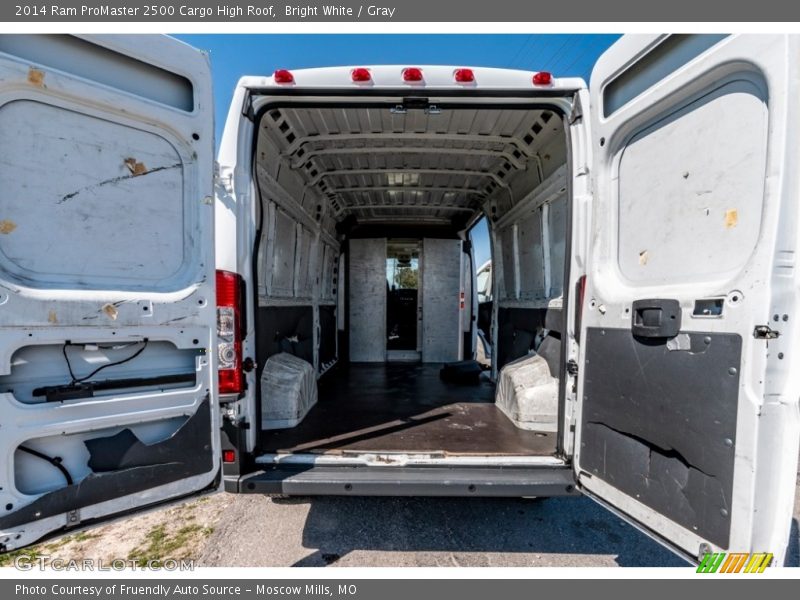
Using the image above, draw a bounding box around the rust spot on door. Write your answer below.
[48,310,58,324]
[27,67,45,87]
[102,303,119,320]
[0,219,16,234]
[124,157,148,176]
[724,209,738,229]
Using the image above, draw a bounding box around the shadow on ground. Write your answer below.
[282,495,688,567]
[786,518,799,567]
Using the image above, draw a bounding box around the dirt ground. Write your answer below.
[0,494,233,568]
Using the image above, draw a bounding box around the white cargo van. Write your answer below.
[0,34,797,566]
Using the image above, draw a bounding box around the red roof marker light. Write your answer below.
[273,69,294,84]
[532,71,553,86]
[351,68,372,82]
[454,68,475,83]
[402,67,424,82]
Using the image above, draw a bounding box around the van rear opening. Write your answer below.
[246,99,570,463]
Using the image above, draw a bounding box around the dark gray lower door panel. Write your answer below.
[229,465,578,497]
[580,328,741,548]
[0,397,214,530]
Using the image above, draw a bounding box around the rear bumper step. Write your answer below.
[227,465,578,497]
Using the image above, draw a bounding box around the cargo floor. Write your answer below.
[259,363,557,456]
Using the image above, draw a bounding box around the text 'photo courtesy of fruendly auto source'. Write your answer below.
[0,1,799,593]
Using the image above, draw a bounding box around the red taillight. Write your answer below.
[216,270,244,395]
[402,67,424,82]
[454,68,474,83]
[273,69,294,84]
[222,449,236,463]
[532,71,553,86]
[351,67,371,82]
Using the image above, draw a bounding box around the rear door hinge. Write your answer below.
[242,92,256,122]
[569,91,584,123]
[753,325,780,340]
[66,509,80,527]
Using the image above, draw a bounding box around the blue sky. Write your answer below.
[174,34,620,265]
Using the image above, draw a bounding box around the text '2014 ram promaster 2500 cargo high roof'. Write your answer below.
[0,34,797,565]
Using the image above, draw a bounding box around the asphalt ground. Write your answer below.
[197,463,800,567]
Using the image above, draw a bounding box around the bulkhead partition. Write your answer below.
[348,238,387,362]
[348,237,464,363]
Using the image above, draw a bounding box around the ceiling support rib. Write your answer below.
[283,132,534,159]
[305,168,510,188]
[330,185,487,196]
[344,204,475,212]
[291,146,527,170]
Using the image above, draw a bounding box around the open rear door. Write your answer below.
[575,34,800,564]
[0,35,218,551]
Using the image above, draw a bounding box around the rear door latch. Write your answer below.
[566,359,579,376]
[753,325,780,340]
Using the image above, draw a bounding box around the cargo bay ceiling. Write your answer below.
[255,105,567,227]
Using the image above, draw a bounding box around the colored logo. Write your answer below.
[697,552,773,573]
